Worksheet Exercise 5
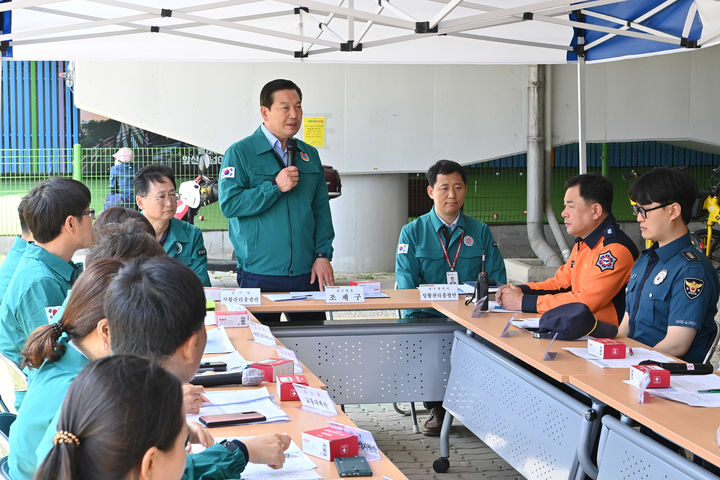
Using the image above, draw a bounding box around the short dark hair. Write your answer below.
[23,177,91,243]
[133,165,176,197]
[564,174,613,215]
[85,223,166,267]
[260,79,302,109]
[94,207,154,236]
[35,355,183,480]
[426,160,467,187]
[17,196,29,236]
[106,257,205,363]
[22,258,124,369]
[630,167,697,224]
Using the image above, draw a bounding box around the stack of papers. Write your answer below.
[187,387,290,424]
[201,351,251,371]
[204,326,235,354]
[564,347,672,368]
[242,441,320,480]
[625,374,720,407]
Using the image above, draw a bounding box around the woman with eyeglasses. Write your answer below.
[35,355,188,480]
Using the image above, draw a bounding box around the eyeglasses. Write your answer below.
[80,209,96,220]
[631,202,673,219]
[144,192,180,203]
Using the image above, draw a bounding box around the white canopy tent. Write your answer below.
[3,0,720,171]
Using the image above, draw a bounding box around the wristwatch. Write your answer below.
[315,253,328,259]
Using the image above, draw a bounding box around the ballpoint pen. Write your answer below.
[697,389,720,393]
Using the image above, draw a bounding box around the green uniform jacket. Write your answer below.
[0,236,29,302]
[9,336,89,480]
[219,127,334,276]
[0,244,81,368]
[163,217,211,287]
[37,409,248,480]
[396,208,506,318]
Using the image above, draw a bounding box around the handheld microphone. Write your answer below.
[638,360,714,375]
[287,138,298,167]
[477,253,489,311]
[190,367,264,387]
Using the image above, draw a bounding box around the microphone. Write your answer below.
[287,138,298,167]
[190,367,264,387]
[638,360,714,375]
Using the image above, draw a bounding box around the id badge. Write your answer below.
[446,271,459,285]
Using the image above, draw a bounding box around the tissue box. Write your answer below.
[588,338,626,359]
[349,280,382,295]
[302,427,358,460]
[249,359,294,382]
[277,374,308,401]
[630,365,670,388]
[215,308,249,327]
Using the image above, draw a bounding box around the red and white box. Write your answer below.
[276,374,309,401]
[302,427,359,461]
[349,280,382,295]
[215,307,249,328]
[629,364,671,388]
[249,358,294,382]
[587,338,627,359]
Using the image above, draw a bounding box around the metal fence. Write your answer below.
[1,141,718,235]
[0,145,226,235]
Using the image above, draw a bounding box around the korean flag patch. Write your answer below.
[684,278,704,299]
[221,167,235,179]
[397,243,409,254]
[595,251,617,272]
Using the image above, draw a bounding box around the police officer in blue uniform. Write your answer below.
[619,167,719,363]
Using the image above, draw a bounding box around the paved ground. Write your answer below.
[210,269,523,480]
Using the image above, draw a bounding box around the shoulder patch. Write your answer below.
[221,167,235,179]
[397,243,408,254]
[197,248,207,256]
[682,250,700,262]
[596,251,617,272]
[684,277,704,299]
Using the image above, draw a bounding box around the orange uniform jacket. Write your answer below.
[519,215,639,326]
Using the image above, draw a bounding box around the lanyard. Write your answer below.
[438,228,464,271]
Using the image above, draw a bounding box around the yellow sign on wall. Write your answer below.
[303,117,325,147]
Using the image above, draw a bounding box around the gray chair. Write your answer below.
[0,456,9,480]
[703,320,720,365]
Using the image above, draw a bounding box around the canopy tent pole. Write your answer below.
[576,8,587,174]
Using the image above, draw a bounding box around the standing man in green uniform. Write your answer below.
[219,79,335,324]
[0,178,90,406]
[395,159,506,436]
[0,198,34,300]
[135,164,211,287]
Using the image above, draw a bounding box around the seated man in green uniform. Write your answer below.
[135,164,211,286]
[0,178,90,405]
[219,79,334,325]
[619,167,720,362]
[0,197,34,300]
[395,159,506,436]
[35,257,291,477]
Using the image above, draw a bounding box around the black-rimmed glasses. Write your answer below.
[631,202,672,219]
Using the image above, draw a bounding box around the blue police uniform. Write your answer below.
[0,244,81,368]
[162,217,211,287]
[9,336,88,480]
[396,208,506,318]
[0,236,30,301]
[625,233,719,363]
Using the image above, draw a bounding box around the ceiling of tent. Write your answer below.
[2,0,720,63]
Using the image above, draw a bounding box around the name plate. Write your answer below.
[419,284,458,301]
[294,384,338,416]
[325,286,365,303]
[221,288,261,305]
[249,322,276,346]
[276,346,304,373]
